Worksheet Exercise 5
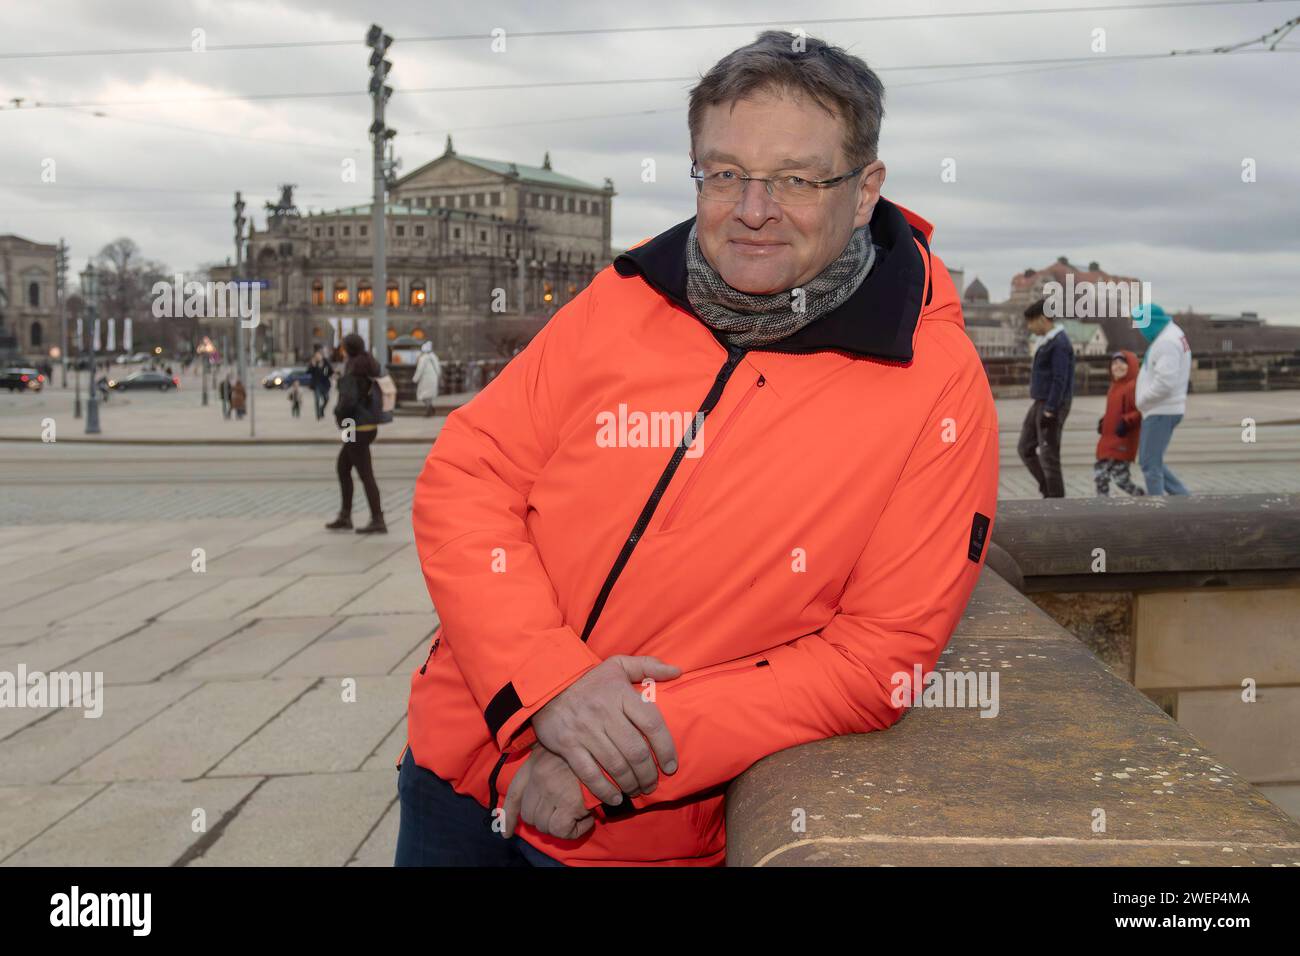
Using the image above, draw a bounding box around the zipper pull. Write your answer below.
[757,374,766,387]
[419,636,441,675]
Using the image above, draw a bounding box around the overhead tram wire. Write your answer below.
[0,0,1291,60]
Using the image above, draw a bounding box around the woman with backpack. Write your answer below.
[327,332,386,534]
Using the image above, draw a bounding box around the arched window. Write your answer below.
[30,321,43,347]
[28,282,40,307]
[333,280,349,306]
[311,280,324,306]
[358,282,374,307]
[386,283,399,308]
[410,282,427,308]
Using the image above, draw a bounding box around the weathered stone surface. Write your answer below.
[726,629,1300,866]
[0,783,104,862]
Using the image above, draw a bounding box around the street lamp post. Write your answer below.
[81,262,101,435]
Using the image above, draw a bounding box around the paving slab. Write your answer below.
[336,569,434,616]
[184,542,309,578]
[211,675,409,776]
[0,681,200,785]
[241,572,385,618]
[0,782,106,862]
[167,617,338,680]
[64,575,226,624]
[65,678,313,783]
[1,576,149,626]
[158,576,299,622]
[67,619,246,684]
[275,541,404,576]
[3,778,260,867]
[188,771,394,867]
[348,798,400,867]
[270,613,434,678]
[362,716,408,772]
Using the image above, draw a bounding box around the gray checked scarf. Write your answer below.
[685,220,877,347]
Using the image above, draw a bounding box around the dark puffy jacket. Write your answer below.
[1029,328,1075,413]
[334,353,381,429]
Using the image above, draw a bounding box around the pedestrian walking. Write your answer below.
[411,341,442,417]
[231,379,247,420]
[326,332,386,534]
[1094,350,1145,496]
[1017,298,1074,497]
[308,349,333,421]
[287,380,302,418]
[219,374,232,418]
[1134,303,1192,495]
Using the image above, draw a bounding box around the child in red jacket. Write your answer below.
[1094,349,1146,496]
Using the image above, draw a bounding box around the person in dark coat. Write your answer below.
[1017,298,1074,498]
[1094,349,1145,496]
[327,332,386,533]
[307,348,333,420]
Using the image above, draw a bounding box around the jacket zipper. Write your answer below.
[578,341,749,642]
[485,340,750,827]
[658,372,764,533]
[419,635,441,675]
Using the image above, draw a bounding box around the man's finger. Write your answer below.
[501,763,529,837]
[617,655,682,683]
[605,708,659,793]
[563,748,622,806]
[622,694,678,774]
[587,731,640,796]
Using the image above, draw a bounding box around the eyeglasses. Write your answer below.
[690,161,869,206]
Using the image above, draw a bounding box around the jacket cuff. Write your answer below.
[483,635,604,751]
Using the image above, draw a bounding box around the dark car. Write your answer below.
[0,367,45,392]
[108,370,179,391]
[262,366,311,389]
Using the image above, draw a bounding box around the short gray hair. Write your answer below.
[688,30,886,169]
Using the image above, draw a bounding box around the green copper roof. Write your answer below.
[452,153,603,191]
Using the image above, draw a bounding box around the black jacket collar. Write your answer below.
[613,196,930,362]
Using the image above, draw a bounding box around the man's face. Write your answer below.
[1027,316,1052,337]
[691,88,885,294]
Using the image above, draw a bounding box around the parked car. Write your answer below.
[0,367,45,392]
[262,366,311,389]
[107,370,179,391]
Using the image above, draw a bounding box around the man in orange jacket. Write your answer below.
[397,29,1000,866]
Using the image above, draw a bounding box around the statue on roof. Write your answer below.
[264,184,301,226]
[542,151,552,171]
[444,134,455,156]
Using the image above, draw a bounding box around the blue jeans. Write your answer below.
[1137,413,1189,495]
[394,746,565,867]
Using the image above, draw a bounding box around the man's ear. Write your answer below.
[854,160,886,229]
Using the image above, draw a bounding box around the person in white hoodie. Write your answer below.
[1133,303,1192,495]
[411,340,442,418]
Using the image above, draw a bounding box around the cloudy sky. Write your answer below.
[2,0,1297,322]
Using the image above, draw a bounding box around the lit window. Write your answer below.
[358,284,373,307]
[410,284,427,307]
[333,281,349,305]
[386,284,399,308]
[311,280,324,306]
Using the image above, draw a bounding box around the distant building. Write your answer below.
[0,234,59,361]
[956,273,1027,358]
[1172,309,1300,353]
[1012,255,1144,354]
[209,137,617,363]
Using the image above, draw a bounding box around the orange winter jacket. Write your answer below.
[403,196,1000,866]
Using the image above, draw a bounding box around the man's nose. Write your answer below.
[735,179,780,225]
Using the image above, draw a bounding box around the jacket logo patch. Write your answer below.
[967,512,991,563]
